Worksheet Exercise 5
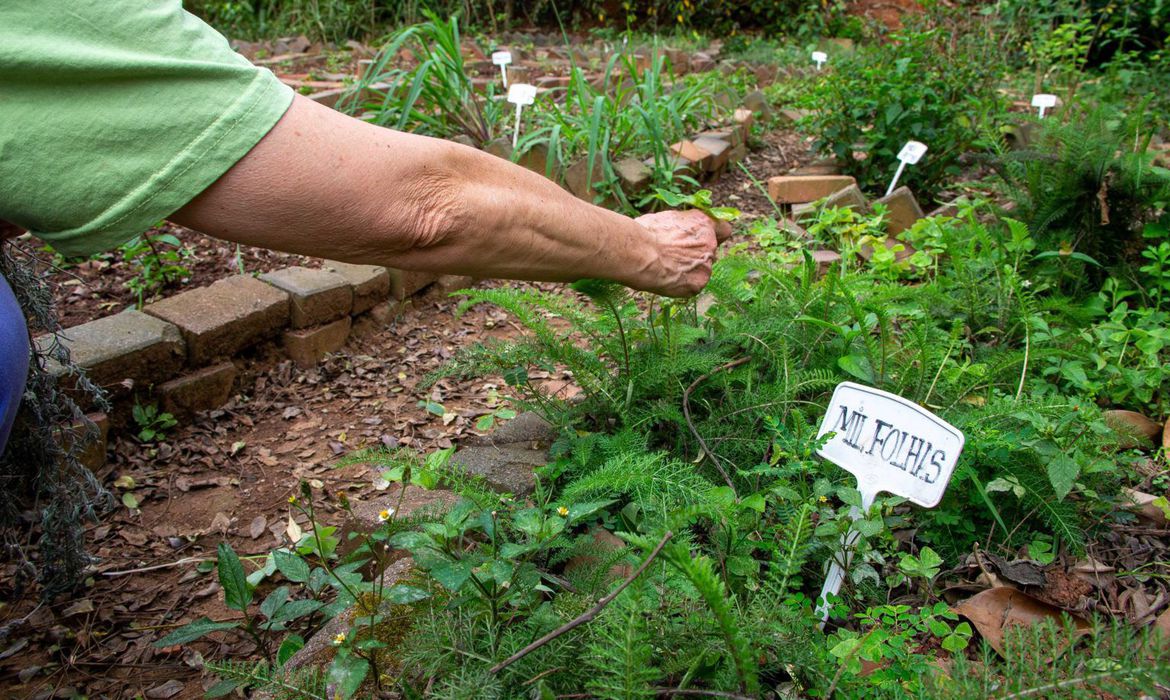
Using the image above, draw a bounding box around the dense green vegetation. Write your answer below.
[159,2,1170,698]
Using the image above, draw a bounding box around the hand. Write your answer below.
[631,209,732,297]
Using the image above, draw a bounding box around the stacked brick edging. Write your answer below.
[39,262,464,472]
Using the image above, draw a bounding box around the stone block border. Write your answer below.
[37,263,444,471]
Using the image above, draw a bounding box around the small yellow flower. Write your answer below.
[378,508,394,522]
[332,633,346,646]
[288,495,297,504]
[557,506,569,517]
[818,495,828,504]
[677,13,684,23]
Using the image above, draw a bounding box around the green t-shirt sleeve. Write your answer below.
[0,0,294,258]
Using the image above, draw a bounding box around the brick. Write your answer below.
[692,135,732,172]
[733,107,754,134]
[386,268,437,301]
[728,142,747,165]
[767,175,857,204]
[812,250,842,277]
[664,48,690,73]
[365,300,404,326]
[753,63,778,86]
[670,140,713,171]
[516,141,555,177]
[40,310,185,389]
[792,184,869,220]
[144,275,289,364]
[792,157,841,176]
[563,156,606,201]
[743,90,772,120]
[436,275,476,294]
[645,153,696,179]
[283,317,352,369]
[322,262,390,315]
[777,108,811,126]
[68,412,109,472]
[614,157,651,194]
[159,361,237,421]
[699,127,743,148]
[483,137,513,161]
[691,52,714,72]
[260,266,353,328]
[875,186,925,236]
[928,200,962,219]
[449,134,478,149]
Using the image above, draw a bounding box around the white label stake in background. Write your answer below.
[1031,93,1057,119]
[886,140,927,196]
[492,50,513,88]
[507,83,536,148]
[812,51,828,70]
[813,382,965,624]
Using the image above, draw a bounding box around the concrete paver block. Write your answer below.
[767,175,858,204]
[159,361,237,421]
[386,269,438,301]
[876,186,925,236]
[283,317,352,369]
[40,310,185,389]
[261,266,353,328]
[322,262,390,315]
[144,275,289,365]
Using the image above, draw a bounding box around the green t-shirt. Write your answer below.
[0,1,293,257]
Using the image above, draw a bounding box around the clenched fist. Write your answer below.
[631,210,732,297]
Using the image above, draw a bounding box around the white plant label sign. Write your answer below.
[507,83,537,148]
[811,50,828,70]
[1031,93,1057,118]
[492,50,512,87]
[813,382,964,622]
[886,140,928,196]
[816,382,963,508]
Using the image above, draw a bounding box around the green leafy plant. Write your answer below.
[798,27,1005,198]
[118,231,191,308]
[131,402,177,443]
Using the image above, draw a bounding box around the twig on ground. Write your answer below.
[682,357,750,495]
[489,530,674,674]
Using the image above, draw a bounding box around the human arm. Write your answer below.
[171,94,729,298]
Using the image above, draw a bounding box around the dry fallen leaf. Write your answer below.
[1154,607,1170,649]
[1124,487,1169,526]
[286,514,303,543]
[954,587,1091,656]
[208,511,232,536]
[248,515,267,540]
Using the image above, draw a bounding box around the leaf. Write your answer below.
[152,617,239,647]
[269,599,324,623]
[286,515,303,543]
[326,649,370,699]
[203,680,239,698]
[386,584,431,604]
[217,542,252,612]
[113,475,135,489]
[277,634,305,667]
[430,559,475,591]
[273,549,310,583]
[122,492,140,510]
[954,587,1090,657]
[838,354,873,382]
[260,586,290,619]
[1046,454,1079,501]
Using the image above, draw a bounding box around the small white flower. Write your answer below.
[332,633,346,646]
[378,508,394,522]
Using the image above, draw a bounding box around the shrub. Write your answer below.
[797,26,1006,199]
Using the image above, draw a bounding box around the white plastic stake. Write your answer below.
[886,140,928,196]
[811,382,965,625]
[1032,93,1057,119]
[812,51,828,70]
[507,83,536,148]
[492,50,512,88]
